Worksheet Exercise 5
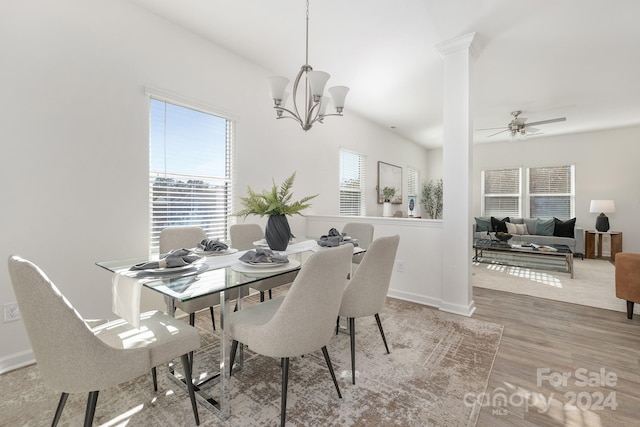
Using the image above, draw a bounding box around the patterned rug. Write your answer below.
[0,296,503,426]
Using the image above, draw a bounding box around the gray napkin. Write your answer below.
[239,248,289,264]
[317,236,343,247]
[130,248,200,270]
[327,228,342,237]
[198,238,228,252]
[317,228,358,247]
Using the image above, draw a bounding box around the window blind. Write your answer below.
[339,150,367,216]
[528,165,574,218]
[407,167,419,197]
[149,98,233,253]
[482,168,521,218]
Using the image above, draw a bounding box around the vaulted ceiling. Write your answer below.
[126,0,640,149]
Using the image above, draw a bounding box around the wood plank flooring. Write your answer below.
[473,286,640,426]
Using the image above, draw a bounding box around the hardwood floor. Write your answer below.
[473,287,640,426]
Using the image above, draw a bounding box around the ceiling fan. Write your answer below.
[482,110,567,139]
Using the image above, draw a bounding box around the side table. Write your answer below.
[585,230,623,262]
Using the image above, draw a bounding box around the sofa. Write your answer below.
[473,216,584,257]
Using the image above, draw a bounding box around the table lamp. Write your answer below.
[589,200,615,232]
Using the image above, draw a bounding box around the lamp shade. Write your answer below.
[318,96,330,116]
[307,71,330,97]
[328,85,349,109]
[267,76,290,101]
[589,200,616,214]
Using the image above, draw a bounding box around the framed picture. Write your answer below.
[377,161,402,204]
[408,196,417,216]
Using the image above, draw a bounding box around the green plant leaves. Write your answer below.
[235,171,319,218]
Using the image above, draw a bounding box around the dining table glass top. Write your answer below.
[96,239,337,302]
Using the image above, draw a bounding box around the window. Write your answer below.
[407,167,419,215]
[481,165,575,219]
[407,167,419,197]
[339,149,367,216]
[528,165,574,218]
[149,97,233,253]
[481,168,521,218]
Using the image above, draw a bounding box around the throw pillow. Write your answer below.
[490,216,510,233]
[506,222,529,235]
[553,217,576,238]
[534,218,555,236]
[475,217,492,232]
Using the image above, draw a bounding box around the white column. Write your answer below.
[436,33,478,316]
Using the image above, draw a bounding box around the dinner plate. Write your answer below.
[193,247,239,256]
[142,260,204,274]
[231,259,301,274]
[240,260,287,268]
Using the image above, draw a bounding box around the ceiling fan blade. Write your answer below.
[514,117,527,125]
[526,117,566,127]
[524,127,540,134]
[477,126,507,131]
[486,129,509,138]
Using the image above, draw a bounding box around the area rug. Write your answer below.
[472,257,633,314]
[0,297,503,426]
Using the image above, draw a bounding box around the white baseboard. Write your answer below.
[389,287,476,317]
[387,289,442,308]
[0,350,35,375]
[439,299,476,317]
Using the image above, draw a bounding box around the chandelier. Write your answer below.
[267,0,349,131]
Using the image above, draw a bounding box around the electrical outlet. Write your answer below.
[397,261,405,273]
[4,303,21,322]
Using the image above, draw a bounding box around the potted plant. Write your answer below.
[235,172,318,250]
[381,186,396,202]
[381,186,396,217]
[421,179,443,219]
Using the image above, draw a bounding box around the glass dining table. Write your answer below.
[96,239,325,421]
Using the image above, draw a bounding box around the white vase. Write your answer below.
[383,202,393,217]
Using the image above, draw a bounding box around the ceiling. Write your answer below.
[126,0,640,149]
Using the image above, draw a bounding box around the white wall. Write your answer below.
[0,0,429,371]
[472,126,640,253]
[306,216,444,307]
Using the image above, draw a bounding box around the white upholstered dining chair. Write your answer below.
[230,223,290,301]
[7,255,201,426]
[342,222,374,265]
[160,226,219,331]
[337,234,400,384]
[342,222,374,249]
[226,243,353,427]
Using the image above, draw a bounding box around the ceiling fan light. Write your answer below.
[267,76,290,102]
[329,85,349,111]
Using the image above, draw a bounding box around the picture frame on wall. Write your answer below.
[377,161,402,204]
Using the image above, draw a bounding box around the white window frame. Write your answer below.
[147,89,234,254]
[407,167,420,216]
[339,149,367,216]
[481,167,522,218]
[481,164,575,219]
[526,165,575,219]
